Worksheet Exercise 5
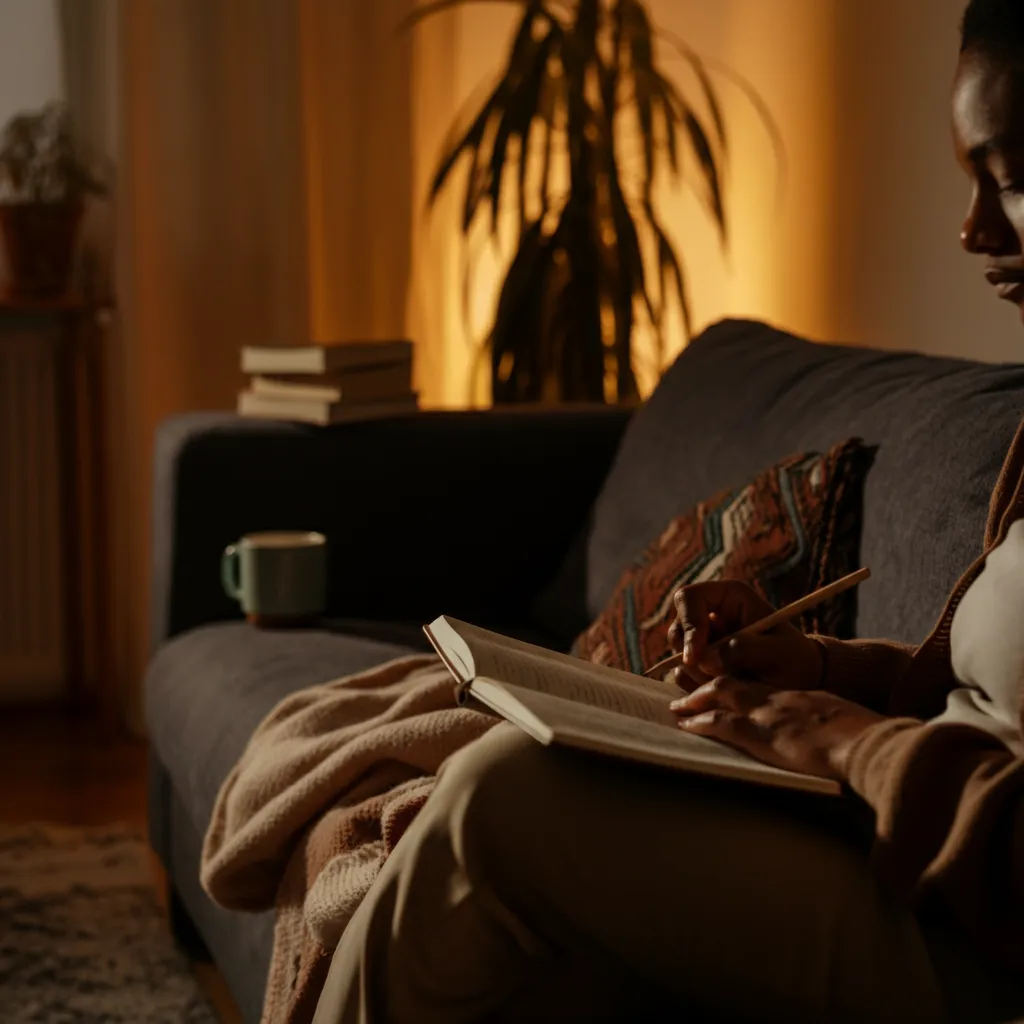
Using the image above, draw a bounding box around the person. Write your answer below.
[313,1,1024,1020]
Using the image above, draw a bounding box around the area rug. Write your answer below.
[0,823,218,1023]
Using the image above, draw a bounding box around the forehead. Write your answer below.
[952,52,1024,159]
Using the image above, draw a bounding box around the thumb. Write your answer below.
[719,633,785,680]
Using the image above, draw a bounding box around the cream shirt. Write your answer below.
[942,518,1024,756]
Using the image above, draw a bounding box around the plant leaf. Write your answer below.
[557,194,606,401]
[632,71,658,201]
[650,71,726,237]
[428,82,500,203]
[462,140,491,232]
[459,222,492,344]
[0,101,108,201]
[659,88,679,177]
[661,33,726,154]
[683,110,725,238]
[489,219,547,324]
[428,2,558,234]
[662,231,691,341]
[597,0,623,149]
[622,1,658,199]
[536,62,562,221]
[485,3,542,226]
[398,0,562,35]
[609,178,655,330]
[658,26,786,210]
[516,110,530,236]
[515,23,562,233]
[488,220,553,400]
[603,178,639,400]
[489,13,559,234]
[643,199,691,342]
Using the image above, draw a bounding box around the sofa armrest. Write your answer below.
[150,409,630,650]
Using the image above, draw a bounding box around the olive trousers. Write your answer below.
[313,723,1022,1024]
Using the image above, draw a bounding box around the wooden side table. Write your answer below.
[0,291,114,726]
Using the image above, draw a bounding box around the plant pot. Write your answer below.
[0,200,84,298]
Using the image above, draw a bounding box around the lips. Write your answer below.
[985,269,1024,303]
[995,281,1024,303]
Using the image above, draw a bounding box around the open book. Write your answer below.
[424,617,841,797]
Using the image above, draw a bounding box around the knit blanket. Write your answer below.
[201,655,496,1024]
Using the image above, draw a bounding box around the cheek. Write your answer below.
[1003,194,1024,249]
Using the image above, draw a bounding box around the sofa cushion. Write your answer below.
[571,439,871,674]
[145,622,425,841]
[583,319,1024,646]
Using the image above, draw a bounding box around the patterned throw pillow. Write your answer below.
[572,439,873,675]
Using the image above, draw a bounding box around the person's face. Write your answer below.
[953,50,1024,321]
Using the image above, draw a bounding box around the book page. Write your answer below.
[448,619,680,705]
[424,618,475,684]
[474,643,677,725]
[483,683,840,797]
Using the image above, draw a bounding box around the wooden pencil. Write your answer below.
[643,567,871,679]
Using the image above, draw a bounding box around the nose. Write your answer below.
[961,188,1014,255]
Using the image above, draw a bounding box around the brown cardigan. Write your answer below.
[813,418,1024,970]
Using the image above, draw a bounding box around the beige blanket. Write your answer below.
[201,655,495,1024]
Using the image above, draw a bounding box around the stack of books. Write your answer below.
[238,341,418,426]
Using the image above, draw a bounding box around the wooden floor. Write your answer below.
[0,710,244,1024]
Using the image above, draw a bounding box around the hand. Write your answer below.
[667,580,824,692]
[670,676,887,781]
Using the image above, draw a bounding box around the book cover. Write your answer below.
[249,361,413,404]
[241,340,413,376]
[237,391,419,426]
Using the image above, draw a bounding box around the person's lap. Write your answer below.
[314,723,1016,1023]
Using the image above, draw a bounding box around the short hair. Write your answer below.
[961,0,1024,59]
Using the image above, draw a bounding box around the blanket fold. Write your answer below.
[201,654,496,1024]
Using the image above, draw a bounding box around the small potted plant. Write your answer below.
[0,102,108,297]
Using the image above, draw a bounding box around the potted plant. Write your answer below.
[0,102,108,298]
[409,0,777,404]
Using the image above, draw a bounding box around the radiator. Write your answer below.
[0,326,65,702]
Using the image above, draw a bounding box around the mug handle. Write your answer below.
[221,544,242,601]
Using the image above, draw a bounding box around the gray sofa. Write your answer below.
[145,318,1024,1022]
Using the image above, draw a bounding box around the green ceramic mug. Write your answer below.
[221,531,327,627]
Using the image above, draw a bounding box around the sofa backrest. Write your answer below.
[584,319,1024,645]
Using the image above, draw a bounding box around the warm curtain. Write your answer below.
[59,0,435,729]
[59,0,836,727]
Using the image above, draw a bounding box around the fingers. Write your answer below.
[696,642,726,678]
[672,581,775,670]
[665,663,713,692]
[662,637,714,688]
[667,619,683,653]
[664,666,691,693]
[674,707,754,744]
[667,625,776,682]
[718,632,785,679]
[674,706,764,753]
[670,676,768,749]
[673,586,711,666]
[668,612,721,653]
[681,663,714,688]
[667,618,725,679]
[669,675,768,716]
